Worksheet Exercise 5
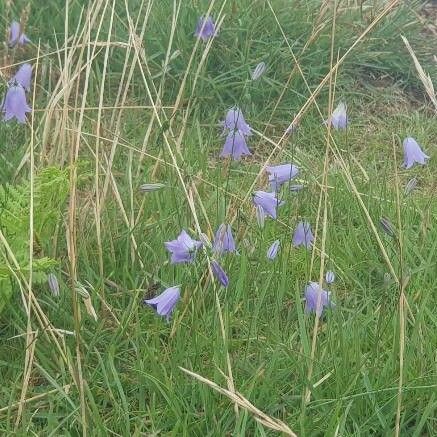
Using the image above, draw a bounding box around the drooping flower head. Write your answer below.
[220,130,251,160]
[325,270,335,284]
[223,107,251,136]
[292,221,314,249]
[164,229,202,264]
[326,102,348,130]
[266,163,299,191]
[8,21,30,48]
[144,286,181,321]
[211,260,229,287]
[253,190,284,219]
[213,224,236,254]
[10,63,32,91]
[220,107,252,160]
[251,62,266,81]
[304,282,333,317]
[267,240,280,260]
[195,16,216,41]
[1,85,32,123]
[402,137,429,169]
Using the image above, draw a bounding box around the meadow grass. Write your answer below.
[0,0,436,435]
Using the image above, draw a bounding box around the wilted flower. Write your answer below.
[379,217,396,238]
[195,16,216,41]
[2,85,32,123]
[292,221,314,249]
[8,21,31,48]
[164,229,202,264]
[10,63,32,92]
[47,273,60,297]
[402,137,429,169]
[220,130,251,160]
[326,102,348,130]
[267,240,280,260]
[253,190,284,219]
[251,62,266,80]
[144,286,181,321]
[139,183,165,192]
[325,270,335,284]
[222,107,251,135]
[266,163,299,191]
[211,260,229,287]
[213,224,236,254]
[255,205,266,229]
[304,281,334,317]
[404,177,417,195]
[290,184,304,192]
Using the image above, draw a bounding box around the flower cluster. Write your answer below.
[6,15,431,324]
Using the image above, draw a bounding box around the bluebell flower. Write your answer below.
[253,190,284,219]
[213,224,236,254]
[164,229,202,264]
[292,221,314,249]
[144,286,181,321]
[2,85,31,123]
[402,137,429,169]
[267,240,280,260]
[211,260,229,287]
[220,130,251,160]
[304,282,333,316]
[266,163,299,191]
[195,16,216,41]
[326,102,348,130]
[10,63,32,91]
[8,21,30,48]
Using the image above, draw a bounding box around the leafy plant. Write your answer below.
[0,167,69,314]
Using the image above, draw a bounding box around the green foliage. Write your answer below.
[0,167,69,314]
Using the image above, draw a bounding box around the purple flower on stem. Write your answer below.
[220,130,251,160]
[326,102,348,130]
[266,163,299,191]
[292,221,314,249]
[304,282,333,316]
[402,137,429,169]
[213,224,236,254]
[10,63,32,91]
[222,107,251,136]
[144,286,181,321]
[253,190,284,219]
[2,85,32,123]
[325,270,335,284]
[195,16,216,41]
[211,260,229,287]
[8,21,30,48]
[267,240,280,260]
[164,229,202,264]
